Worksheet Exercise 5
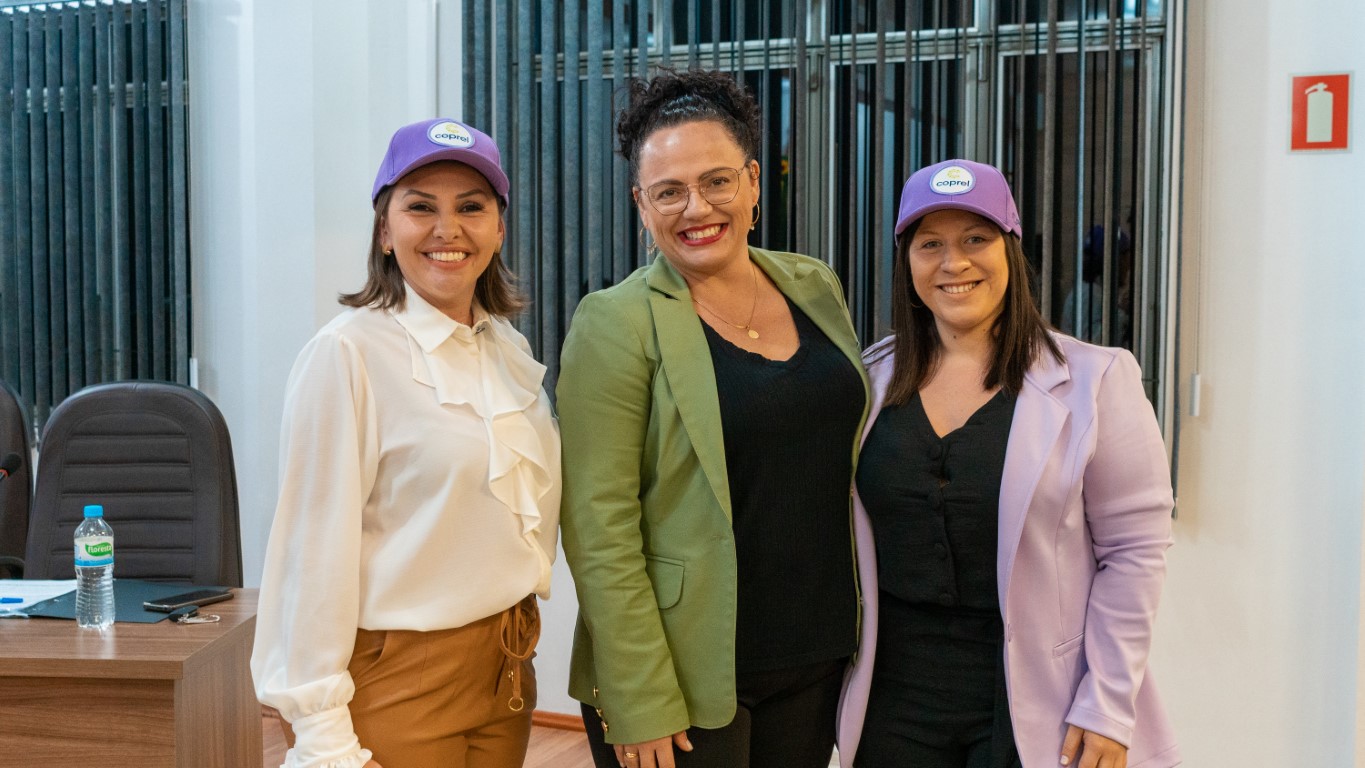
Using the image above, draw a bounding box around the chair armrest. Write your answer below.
[0,555,24,579]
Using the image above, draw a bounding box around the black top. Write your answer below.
[855,390,1016,611]
[855,390,1021,765]
[702,298,864,672]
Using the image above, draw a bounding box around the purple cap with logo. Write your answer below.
[894,159,1021,239]
[371,118,510,207]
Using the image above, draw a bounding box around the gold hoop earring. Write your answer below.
[750,203,761,232]
[638,225,659,259]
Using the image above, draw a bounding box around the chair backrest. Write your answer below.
[0,379,33,575]
[26,381,242,586]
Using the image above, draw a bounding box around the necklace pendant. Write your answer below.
[747,328,760,339]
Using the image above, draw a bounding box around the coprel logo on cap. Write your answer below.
[930,165,975,195]
[427,121,474,148]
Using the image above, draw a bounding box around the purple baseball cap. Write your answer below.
[371,118,510,207]
[894,159,1021,239]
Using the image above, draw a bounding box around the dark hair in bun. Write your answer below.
[616,68,762,183]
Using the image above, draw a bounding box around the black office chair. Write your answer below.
[26,381,243,586]
[0,379,33,578]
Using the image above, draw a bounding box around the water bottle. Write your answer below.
[74,504,115,630]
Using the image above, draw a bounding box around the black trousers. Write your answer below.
[581,657,847,768]
[855,599,1021,768]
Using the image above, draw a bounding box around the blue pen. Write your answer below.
[0,597,22,604]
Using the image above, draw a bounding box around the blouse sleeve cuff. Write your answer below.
[282,705,374,768]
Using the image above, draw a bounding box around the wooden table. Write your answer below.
[0,588,262,766]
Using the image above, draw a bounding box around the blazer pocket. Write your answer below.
[1052,631,1085,659]
[645,555,685,610]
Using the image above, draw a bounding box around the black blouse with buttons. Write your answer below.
[854,389,1022,767]
[856,389,1015,611]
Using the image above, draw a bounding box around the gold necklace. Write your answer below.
[691,262,761,339]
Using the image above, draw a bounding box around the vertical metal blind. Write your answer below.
[0,0,189,431]
[461,0,1173,411]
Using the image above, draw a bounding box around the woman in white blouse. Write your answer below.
[252,118,561,768]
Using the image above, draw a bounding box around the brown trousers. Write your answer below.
[287,596,541,768]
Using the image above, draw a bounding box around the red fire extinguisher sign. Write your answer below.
[1291,73,1351,152]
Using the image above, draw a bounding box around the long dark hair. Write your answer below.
[875,222,1064,406]
[338,172,526,316]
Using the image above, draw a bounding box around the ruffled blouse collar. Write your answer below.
[390,286,554,538]
[391,290,490,349]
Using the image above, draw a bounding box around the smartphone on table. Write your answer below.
[143,588,233,612]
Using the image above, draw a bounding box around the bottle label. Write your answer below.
[75,536,114,567]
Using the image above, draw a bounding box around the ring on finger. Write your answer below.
[624,752,638,759]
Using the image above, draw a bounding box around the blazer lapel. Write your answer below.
[752,248,865,378]
[645,257,733,520]
[997,350,1070,601]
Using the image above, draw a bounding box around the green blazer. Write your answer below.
[557,246,870,745]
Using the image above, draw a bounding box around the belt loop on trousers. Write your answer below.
[499,594,541,712]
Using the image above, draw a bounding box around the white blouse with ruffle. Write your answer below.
[252,286,561,768]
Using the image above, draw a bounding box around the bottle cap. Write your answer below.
[83,504,104,518]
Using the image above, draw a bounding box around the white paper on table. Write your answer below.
[0,579,76,616]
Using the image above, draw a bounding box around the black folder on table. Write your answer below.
[21,579,232,623]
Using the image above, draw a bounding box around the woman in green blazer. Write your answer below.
[558,70,870,768]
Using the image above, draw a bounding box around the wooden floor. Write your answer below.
[522,726,596,768]
[263,713,594,768]
[263,712,840,767]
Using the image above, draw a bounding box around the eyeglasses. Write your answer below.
[639,167,748,215]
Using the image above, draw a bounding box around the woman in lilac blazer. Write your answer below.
[837,160,1179,768]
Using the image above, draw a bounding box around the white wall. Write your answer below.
[1156,0,1365,764]
[190,0,432,589]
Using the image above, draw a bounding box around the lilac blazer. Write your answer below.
[837,334,1181,768]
